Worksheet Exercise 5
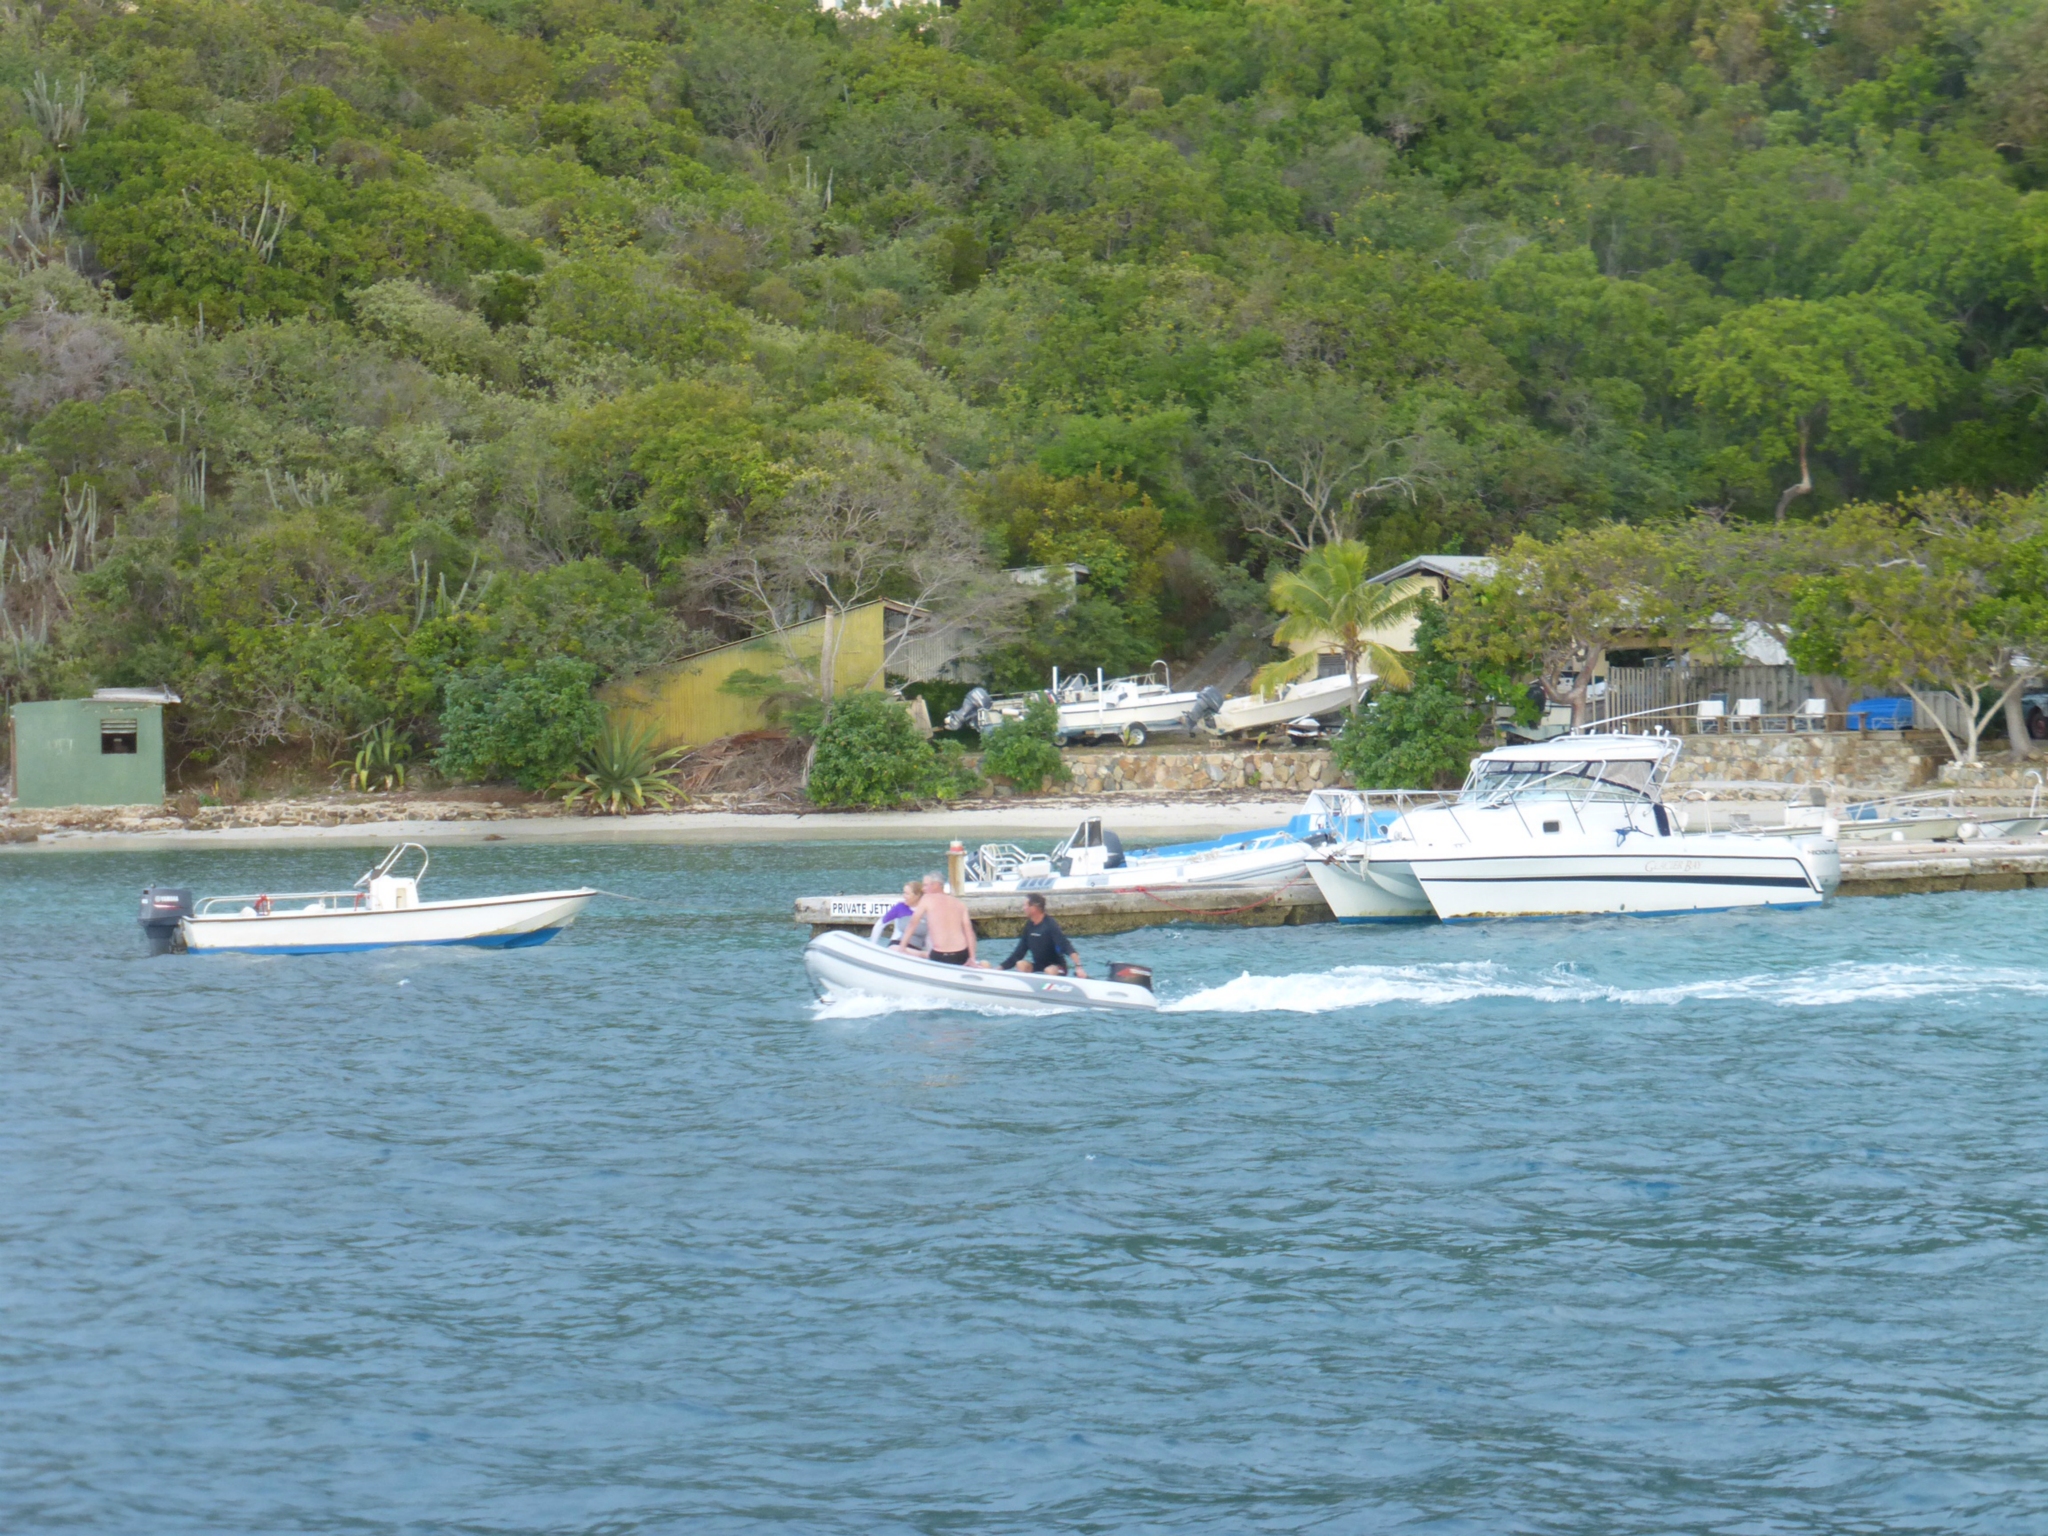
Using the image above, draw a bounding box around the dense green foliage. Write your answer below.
[1332,599,1480,788]
[1,0,2044,786]
[806,691,980,806]
[979,693,1069,790]
[437,656,604,788]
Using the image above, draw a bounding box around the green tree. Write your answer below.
[1679,294,1958,519]
[1258,540,1419,709]
[1331,599,1480,790]
[1786,493,2048,766]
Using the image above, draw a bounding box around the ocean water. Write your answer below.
[3,838,2046,1534]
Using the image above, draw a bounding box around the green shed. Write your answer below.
[8,689,177,809]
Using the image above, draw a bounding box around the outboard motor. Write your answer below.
[1102,828,1126,869]
[945,687,992,733]
[1107,962,1153,991]
[1194,685,1224,721]
[138,886,193,956]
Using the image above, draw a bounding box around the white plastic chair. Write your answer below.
[1795,697,1828,732]
[1696,699,1725,734]
[1734,697,1763,732]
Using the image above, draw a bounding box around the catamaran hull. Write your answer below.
[180,890,595,955]
[1306,857,1434,922]
[1402,846,1837,921]
[804,931,1157,1013]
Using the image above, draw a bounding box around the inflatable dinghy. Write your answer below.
[804,930,1157,1014]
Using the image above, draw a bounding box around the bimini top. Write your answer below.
[1462,733,1681,804]
[1476,733,1681,766]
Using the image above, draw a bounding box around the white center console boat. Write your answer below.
[138,844,597,955]
[1359,734,1840,921]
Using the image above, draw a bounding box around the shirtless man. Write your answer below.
[897,868,979,966]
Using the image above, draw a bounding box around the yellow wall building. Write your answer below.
[604,601,912,751]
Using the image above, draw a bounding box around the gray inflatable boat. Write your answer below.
[803,930,1158,1014]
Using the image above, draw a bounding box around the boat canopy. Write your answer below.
[1462,734,1681,805]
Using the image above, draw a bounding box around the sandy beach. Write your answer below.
[0,798,1309,854]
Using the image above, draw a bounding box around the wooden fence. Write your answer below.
[1585,666,1860,733]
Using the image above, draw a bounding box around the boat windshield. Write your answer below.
[1462,756,1660,805]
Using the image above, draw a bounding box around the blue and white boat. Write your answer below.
[142,844,595,955]
[958,789,1398,897]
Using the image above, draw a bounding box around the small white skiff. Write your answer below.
[804,930,1158,1014]
[148,844,595,956]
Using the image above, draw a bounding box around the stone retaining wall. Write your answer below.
[977,748,1335,796]
[1662,732,1945,794]
[979,733,1953,798]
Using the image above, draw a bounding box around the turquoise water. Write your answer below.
[5,840,2046,1533]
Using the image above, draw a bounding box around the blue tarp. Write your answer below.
[1845,697,1913,730]
[1131,808,1404,860]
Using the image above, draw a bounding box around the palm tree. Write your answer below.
[1253,540,1422,707]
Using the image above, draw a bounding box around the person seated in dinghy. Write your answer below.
[1000,896,1086,978]
[871,879,927,949]
[894,870,982,966]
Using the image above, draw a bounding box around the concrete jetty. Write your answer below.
[797,839,2048,935]
[1839,839,2048,896]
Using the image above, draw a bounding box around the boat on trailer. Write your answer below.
[1361,734,1840,921]
[139,844,596,955]
[804,930,1158,1014]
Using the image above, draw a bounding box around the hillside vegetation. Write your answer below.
[0,0,2042,783]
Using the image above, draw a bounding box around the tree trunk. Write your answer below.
[2007,686,2036,760]
[1774,416,1814,523]
[1901,684,1968,765]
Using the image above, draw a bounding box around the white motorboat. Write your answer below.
[804,930,1158,1013]
[1364,735,1840,920]
[140,844,596,955]
[959,789,1381,899]
[947,664,1222,747]
[1211,669,1369,737]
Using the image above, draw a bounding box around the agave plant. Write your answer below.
[554,719,689,816]
[337,722,412,792]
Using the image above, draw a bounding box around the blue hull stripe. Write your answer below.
[191,927,564,956]
[1441,900,1825,923]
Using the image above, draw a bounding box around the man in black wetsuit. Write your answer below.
[1000,896,1086,977]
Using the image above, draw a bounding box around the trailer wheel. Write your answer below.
[1053,731,1069,748]
[1122,722,1147,747]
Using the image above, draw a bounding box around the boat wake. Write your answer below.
[1162,960,2048,1014]
[810,990,1077,1021]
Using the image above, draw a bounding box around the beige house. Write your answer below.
[1279,553,1497,673]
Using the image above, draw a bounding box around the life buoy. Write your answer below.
[254,894,271,915]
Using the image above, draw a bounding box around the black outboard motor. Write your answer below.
[1102,828,1126,869]
[138,887,194,955]
[945,687,992,733]
[1195,685,1224,720]
[1107,962,1153,991]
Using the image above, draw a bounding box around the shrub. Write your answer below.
[437,657,603,790]
[1329,602,1480,790]
[980,694,1070,792]
[554,718,687,815]
[806,692,983,808]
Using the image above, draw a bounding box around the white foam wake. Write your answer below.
[1163,961,2048,1014]
[811,989,1074,1021]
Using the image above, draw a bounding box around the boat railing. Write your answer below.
[967,843,1044,882]
[194,890,371,917]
